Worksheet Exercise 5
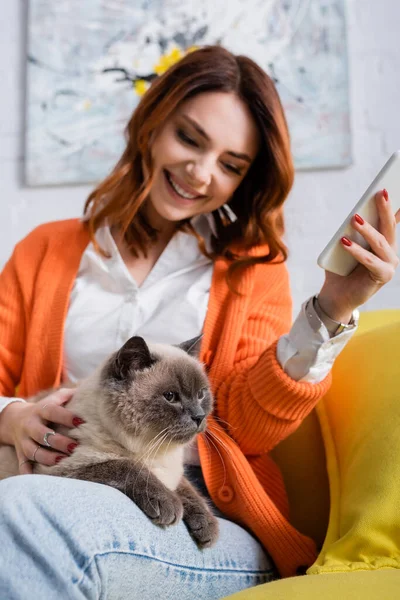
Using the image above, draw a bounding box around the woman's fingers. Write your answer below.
[41,403,78,428]
[342,236,398,284]
[20,438,68,468]
[15,388,83,469]
[351,215,398,264]
[30,425,79,456]
[39,388,81,429]
[15,447,33,475]
[374,190,398,249]
[39,387,75,410]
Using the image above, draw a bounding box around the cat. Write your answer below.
[0,335,219,548]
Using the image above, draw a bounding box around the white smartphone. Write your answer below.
[317,150,400,276]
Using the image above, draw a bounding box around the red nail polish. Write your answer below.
[341,236,352,247]
[354,213,364,225]
[72,417,85,427]
[67,443,78,454]
[55,456,66,464]
[383,189,389,201]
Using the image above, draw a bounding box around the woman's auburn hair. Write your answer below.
[84,45,294,285]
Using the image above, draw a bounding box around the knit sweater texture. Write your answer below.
[0,219,332,577]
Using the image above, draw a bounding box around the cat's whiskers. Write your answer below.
[212,415,238,431]
[207,424,237,460]
[135,428,170,464]
[128,430,170,496]
[144,430,171,512]
[206,425,241,483]
[162,433,174,461]
[137,431,170,477]
[202,430,227,489]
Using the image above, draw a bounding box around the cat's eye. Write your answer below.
[163,391,178,403]
[198,388,206,400]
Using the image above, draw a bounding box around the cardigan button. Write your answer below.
[217,485,234,503]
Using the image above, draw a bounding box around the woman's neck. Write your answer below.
[110,206,179,287]
[143,201,178,243]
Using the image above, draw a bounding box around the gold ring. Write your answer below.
[19,459,31,467]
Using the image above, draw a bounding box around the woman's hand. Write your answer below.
[3,388,83,475]
[318,189,400,322]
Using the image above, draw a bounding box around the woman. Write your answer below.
[0,46,398,599]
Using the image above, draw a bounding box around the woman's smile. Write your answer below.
[148,91,260,226]
[163,169,208,206]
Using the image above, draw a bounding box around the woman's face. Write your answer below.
[147,91,260,228]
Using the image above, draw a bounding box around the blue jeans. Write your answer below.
[0,475,276,599]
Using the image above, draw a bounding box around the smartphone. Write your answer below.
[317,150,400,276]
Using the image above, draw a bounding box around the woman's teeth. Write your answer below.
[167,172,199,200]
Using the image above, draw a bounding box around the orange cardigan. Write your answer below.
[0,219,331,577]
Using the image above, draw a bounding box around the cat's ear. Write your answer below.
[111,336,155,380]
[178,334,203,358]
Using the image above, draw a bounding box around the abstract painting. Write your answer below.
[25,0,351,186]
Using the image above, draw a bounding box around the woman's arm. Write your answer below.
[216,266,332,456]
[219,191,399,456]
[276,295,358,382]
[0,249,27,445]
[0,251,26,397]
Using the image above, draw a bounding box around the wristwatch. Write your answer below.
[312,295,357,337]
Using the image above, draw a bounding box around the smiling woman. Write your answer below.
[84,45,293,280]
[148,92,260,224]
[1,44,399,600]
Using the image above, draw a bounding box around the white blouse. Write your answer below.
[64,216,214,382]
[0,214,358,466]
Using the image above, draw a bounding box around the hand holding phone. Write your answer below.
[315,152,400,325]
[318,151,400,276]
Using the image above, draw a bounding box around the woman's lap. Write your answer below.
[0,475,276,600]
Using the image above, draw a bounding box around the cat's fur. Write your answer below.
[0,336,219,548]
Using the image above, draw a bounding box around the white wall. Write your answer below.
[1,0,399,316]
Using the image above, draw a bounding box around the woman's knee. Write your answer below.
[0,475,276,600]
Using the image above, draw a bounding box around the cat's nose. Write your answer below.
[192,413,206,428]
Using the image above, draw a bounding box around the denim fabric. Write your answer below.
[184,465,228,520]
[0,475,277,600]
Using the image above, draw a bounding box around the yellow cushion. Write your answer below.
[308,310,400,574]
[270,309,400,551]
[352,308,400,334]
[223,310,400,599]
[223,570,400,600]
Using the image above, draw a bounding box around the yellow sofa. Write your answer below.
[224,309,400,599]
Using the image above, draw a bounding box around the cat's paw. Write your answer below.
[184,508,220,549]
[138,489,184,527]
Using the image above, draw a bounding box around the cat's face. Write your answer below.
[100,336,213,445]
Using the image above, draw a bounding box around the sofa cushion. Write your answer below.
[223,569,399,599]
[308,311,400,573]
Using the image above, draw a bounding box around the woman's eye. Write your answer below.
[163,391,177,402]
[223,163,242,176]
[177,128,198,147]
[198,389,206,400]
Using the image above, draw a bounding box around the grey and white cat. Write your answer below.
[0,335,219,548]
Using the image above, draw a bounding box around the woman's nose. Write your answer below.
[185,160,212,187]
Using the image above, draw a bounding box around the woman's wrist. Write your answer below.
[316,289,354,325]
[0,401,23,446]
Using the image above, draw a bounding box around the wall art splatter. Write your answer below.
[25,0,351,186]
